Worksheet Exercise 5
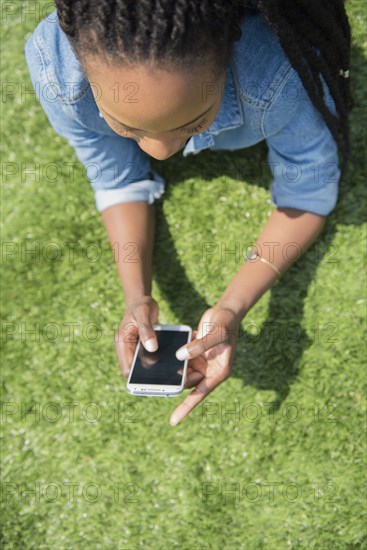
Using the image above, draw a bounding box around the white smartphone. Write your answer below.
[126,324,192,397]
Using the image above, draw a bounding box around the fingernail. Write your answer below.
[170,416,179,427]
[176,347,189,360]
[145,338,157,352]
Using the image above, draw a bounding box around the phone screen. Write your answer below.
[129,330,190,386]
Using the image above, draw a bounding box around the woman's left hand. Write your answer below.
[170,305,240,426]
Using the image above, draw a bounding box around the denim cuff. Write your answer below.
[94,172,166,212]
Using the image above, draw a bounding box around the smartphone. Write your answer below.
[126,324,192,397]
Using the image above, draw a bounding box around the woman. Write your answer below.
[24,0,352,426]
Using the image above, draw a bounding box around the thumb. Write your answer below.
[134,308,158,353]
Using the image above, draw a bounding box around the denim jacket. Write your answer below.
[24,8,340,216]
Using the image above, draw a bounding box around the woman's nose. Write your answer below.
[137,137,187,160]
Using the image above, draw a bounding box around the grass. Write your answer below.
[1,1,366,548]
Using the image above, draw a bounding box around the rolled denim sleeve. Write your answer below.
[265,78,340,217]
[24,34,165,212]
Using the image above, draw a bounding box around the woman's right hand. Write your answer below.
[114,296,159,378]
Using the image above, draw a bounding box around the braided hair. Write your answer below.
[55,0,352,175]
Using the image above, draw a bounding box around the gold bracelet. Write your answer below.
[245,248,282,278]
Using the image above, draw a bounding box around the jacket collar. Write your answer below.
[182,61,243,157]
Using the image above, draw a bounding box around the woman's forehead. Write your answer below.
[88,61,225,131]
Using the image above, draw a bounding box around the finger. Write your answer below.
[180,359,205,375]
[174,329,197,360]
[175,327,223,361]
[114,324,138,378]
[134,306,158,352]
[177,362,204,381]
[170,375,221,426]
[184,370,205,389]
[114,320,138,374]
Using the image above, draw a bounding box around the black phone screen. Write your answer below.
[129,330,190,386]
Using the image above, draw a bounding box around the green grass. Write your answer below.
[1,1,366,548]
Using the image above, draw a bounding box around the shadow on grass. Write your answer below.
[151,43,366,406]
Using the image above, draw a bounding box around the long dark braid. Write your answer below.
[257,0,352,175]
[54,0,352,175]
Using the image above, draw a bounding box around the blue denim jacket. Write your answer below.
[24,8,340,215]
